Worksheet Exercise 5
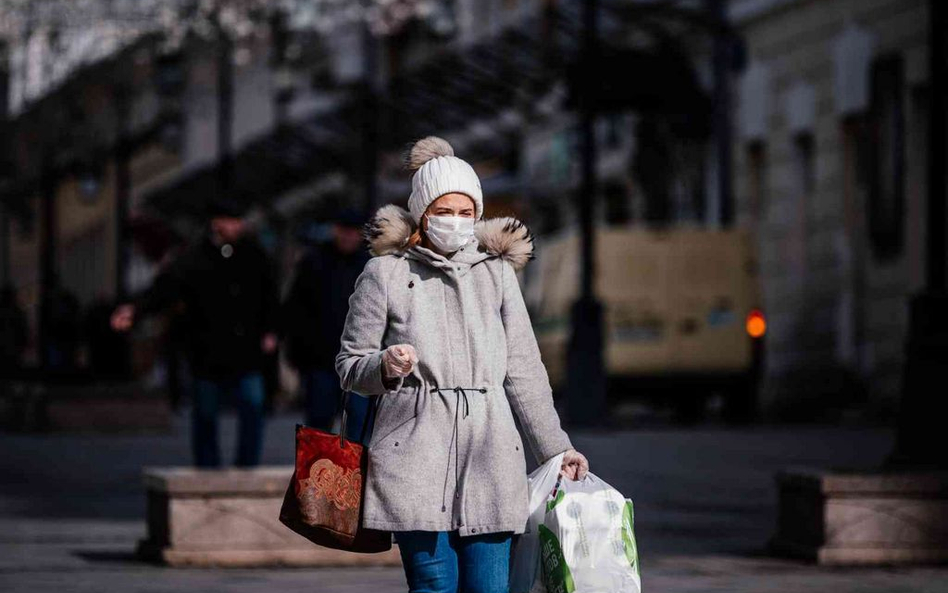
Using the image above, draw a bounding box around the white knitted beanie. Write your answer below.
[406,136,483,224]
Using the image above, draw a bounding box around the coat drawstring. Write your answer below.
[431,386,487,514]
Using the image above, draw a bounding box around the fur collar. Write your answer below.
[362,204,535,271]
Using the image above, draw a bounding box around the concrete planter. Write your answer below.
[138,466,403,567]
[771,468,948,565]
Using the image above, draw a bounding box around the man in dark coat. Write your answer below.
[112,198,278,467]
[281,208,372,441]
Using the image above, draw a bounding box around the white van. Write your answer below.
[526,226,766,422]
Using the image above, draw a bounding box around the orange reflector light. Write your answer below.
[746,309,766,338]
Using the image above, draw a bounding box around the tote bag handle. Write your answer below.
[338,390,377,449]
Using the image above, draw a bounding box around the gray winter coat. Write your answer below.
[335,204,573,537]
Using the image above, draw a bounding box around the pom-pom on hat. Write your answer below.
[405,136,483,224]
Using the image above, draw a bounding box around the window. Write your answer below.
[866,54,905,260]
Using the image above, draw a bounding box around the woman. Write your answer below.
[336,137,589,592]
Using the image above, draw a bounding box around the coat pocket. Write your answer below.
[369,386,419,447]
[495,389,528,462]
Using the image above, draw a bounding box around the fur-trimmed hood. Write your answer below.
[362,204,535,272]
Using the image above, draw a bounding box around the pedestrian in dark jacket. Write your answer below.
[112,198,279,467]
[281,210,371,440]
[282,209,372,440]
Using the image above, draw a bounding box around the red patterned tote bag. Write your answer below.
[279,392,391,553]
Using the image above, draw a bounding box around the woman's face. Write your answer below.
[421,192,476,234]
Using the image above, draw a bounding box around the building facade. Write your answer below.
[1,0,936,421]
[732,0,932,416]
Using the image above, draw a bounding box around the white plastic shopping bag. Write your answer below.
[511,453,642,593]
[510,452,566,593]
[539,472,642,593]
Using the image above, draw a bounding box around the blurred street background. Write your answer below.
[1,0,947,590]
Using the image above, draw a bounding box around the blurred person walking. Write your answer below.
[281,208,373,441]
[112,198,279,467]
[336,137,589,592]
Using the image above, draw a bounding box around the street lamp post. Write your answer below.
[890,0,948,469]
[566,0,607,428]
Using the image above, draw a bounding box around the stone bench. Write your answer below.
[138,466,403,567]
[771,468,948,565]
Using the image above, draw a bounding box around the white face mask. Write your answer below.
[424,213,475,253]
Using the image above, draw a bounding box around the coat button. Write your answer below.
[221,244,233,258]
[471,528,477,533]
[408,280,414,288]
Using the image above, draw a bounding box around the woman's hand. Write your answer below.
[561,448,589,481]
[381,344,418,379]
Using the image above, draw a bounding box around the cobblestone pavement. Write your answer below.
[1,412,946,592]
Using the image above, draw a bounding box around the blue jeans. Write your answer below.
[301,368,374,444]
[191,372,265,468]
[394,530,512,593]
